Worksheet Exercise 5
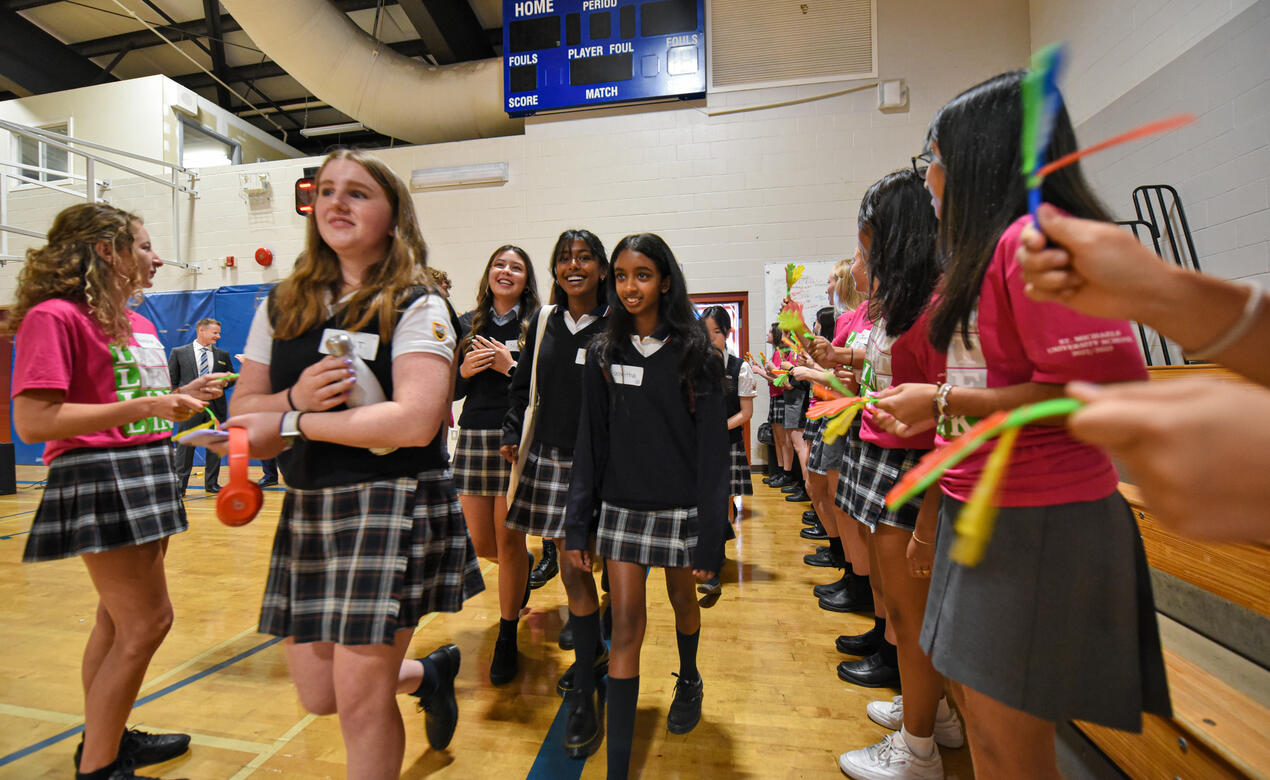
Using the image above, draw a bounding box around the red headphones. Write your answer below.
[216,427,264,526]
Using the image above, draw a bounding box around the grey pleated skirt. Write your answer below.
[920,492,1172,731]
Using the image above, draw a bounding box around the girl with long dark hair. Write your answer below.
[873,72,1171,778]
[452,244,540,684]
[564,233,729,778]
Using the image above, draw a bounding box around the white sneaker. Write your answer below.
[838,732,944,780]
[866,695,966,749]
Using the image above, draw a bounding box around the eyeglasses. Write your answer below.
[912,150,935,178]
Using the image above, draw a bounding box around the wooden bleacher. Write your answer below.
[1074,363,1270,780]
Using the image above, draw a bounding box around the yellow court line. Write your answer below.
[226,713,319,780]
[0,702,82,725]
[138,626,261,693]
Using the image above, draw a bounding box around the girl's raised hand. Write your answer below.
[182,372,230,401]
[809,336,835,366]
[475,335,516,375]
[204,412,289,459]
[151,393,206,422]
[459,346,495,378]
[290,355,355,411]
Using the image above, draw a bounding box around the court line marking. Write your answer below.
[138,626,261,693]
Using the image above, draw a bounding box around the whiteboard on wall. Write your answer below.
[762,260,838,350]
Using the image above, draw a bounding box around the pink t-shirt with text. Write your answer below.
[937,214,1148,506]
[860,309,946,450]
[12,299,173,464]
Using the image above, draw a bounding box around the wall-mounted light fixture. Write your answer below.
[410,162,509,191]
[298,121,365,137]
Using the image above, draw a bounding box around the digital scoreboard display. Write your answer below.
[503,0,706,116]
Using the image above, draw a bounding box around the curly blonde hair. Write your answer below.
[834,255,867,310]
[271,148,433,342]
[7,203,145,346]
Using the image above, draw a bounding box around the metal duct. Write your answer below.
[220,0,522,145]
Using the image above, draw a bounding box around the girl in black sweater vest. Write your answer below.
[452,245,540,684]
[565,233,729,779]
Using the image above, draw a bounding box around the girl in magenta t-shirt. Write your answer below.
[873,72,1171,778]
[9,203,224,780]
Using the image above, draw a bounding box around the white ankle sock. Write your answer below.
[936,696,952,718]
[900,725,936,759]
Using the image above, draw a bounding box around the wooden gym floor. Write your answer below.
[0,464,974,779]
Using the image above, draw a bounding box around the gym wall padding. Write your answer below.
[10,283,273,466]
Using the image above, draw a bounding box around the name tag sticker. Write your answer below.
[134,333,163,348]
[506,340,520,354]
[610,364,644,386]
[575,347,586,365]
[318,329,380,361]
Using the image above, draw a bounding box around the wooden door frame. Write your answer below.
[691,291,752,460]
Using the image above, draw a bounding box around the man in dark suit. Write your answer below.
[169,317,232,495]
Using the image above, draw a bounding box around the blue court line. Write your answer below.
[0,636,282,767]
[525,693,590,780]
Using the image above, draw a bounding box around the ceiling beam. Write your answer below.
[397,0,493,65]
[201,0,231,107]
[0,9,113,94]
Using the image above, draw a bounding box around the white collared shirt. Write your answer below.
[563,309,601,334]
[491,303,520,327]
[192,341,213,374]
[629,333,669,357]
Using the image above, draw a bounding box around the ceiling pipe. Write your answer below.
[219,0,522,145]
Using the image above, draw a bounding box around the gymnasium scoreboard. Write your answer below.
[503,0,706,116]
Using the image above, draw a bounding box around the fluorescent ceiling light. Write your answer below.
[411,162,509,191]
[299,122,365,137]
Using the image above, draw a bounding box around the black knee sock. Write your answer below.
[572,609,602,694]
[827,535,843,560]
[879,640,899,668]
[413,656,440,699]
[676,628,700,682]
[606,675,640,780]
[871,616,886,636]
[77,759,119,780]
[498,617,519,642]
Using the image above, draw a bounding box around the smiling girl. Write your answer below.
[565,233,729,779]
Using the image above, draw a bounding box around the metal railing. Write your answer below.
[0,119,200,269]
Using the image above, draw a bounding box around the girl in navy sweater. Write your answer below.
[565,233,729,778]
[452,245,540,684]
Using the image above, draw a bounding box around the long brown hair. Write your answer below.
[460,245,540,353]
[270,148,433,342]
[7,202,144,345]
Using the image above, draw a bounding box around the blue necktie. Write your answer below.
[198,347,209,376]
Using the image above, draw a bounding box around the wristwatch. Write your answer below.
[279,411,307,449]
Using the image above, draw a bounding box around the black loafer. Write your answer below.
[802,546,837,567]
[558,618,575,650]
[529,542,558,589]
[696,576,722,595]
[666,674,704,734]
[784,488,810,502]
[837,629,884,657]
[802,509,818,525]
[204,484,220,494]
[837,651,900,688]
[563,682,605,758]
[813,577,848,599]
[780,481,801,493]
[75,728,191,770]
[818,579,873,613]
[800,523,828,540]
[413,644,461,750]
[556,646,610,697]
[489,635,518,686]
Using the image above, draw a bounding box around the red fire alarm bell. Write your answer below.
[255,247,273,267]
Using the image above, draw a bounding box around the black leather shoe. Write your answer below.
[837,651,900,688]
[800,522,828,540]
[837,628,884,656]
[558,619,575,650]
[204,484,220,494]
[413,644,460,750]
[666,673,704,734]
[563,681,605,758]
[75,728,191,770]
[802,546,837,567]
[768,472,793,488]
[802,509,819,525]
[813,577,848,599]
[780,481,801,493]
[784,487,810,502]
[529,541,558,589]
[819,577,873,613]
[256,477,278,487]
[761,473,778,486]
[696,576,721,595]
[489,635,518,686]
[556,646,610,696]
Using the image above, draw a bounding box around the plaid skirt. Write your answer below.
[838,438,923,531]
[259,468,484,646]
[783,389,807,430]
[595,502,698,569]
[728,440,753,496]
[808,418,849,475]
[25,441,187,562]
[802,417,819,442]
[504,440,572,538]
[768,395,786,426]
[451,428,511,497]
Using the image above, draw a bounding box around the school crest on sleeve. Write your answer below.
[432,320,448,341]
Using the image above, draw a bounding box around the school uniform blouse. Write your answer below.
[501,304,609,451]
[563,332,731,572]
[453,306,525,430]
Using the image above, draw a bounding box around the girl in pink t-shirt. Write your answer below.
[9,203,223,780]
[873,71,1171,778]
